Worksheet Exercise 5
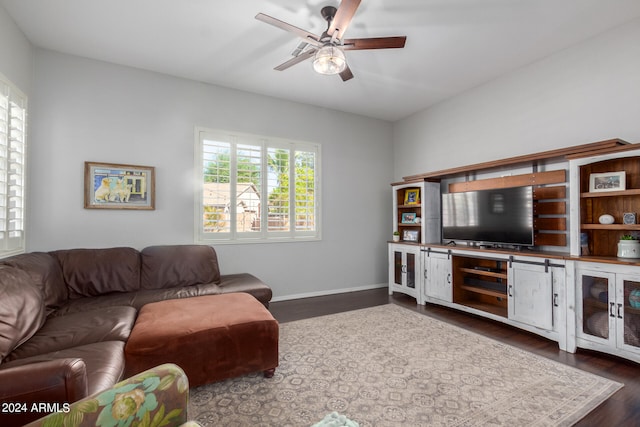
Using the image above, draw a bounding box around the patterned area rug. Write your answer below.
[189,304,622,426]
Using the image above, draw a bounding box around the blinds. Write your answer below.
[0,75,26,255]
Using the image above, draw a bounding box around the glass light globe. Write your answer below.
[313,45,347,75]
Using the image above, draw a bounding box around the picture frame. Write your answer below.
[404,189,420,205]
[84,161,155,210]
[401,212,417,223]
[589,171,626,193]
[403,229,419,242]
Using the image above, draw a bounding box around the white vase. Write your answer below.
[617,240,640,258]
[393,235,400,242]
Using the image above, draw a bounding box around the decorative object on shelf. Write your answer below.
[392,231,400,242]
[401,212,417,223]
[598,214,615,225]
[617,235,640,258]
[84,161,155,210]
[414,216,421,224]
[589,280,608,300]
[589,171,626,193]
[580,233,590,256]
[402,229,419,242]
[629,289,640,308]
[623,212,637,225]
[403,189,420,205]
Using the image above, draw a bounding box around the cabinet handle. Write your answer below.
[618,303,623,319]
[610,302,616,318]
[402,265,407,274]
[447,273,451,284]
[553,293,558,307]
[424,269,428,279]
[508,285,513,297]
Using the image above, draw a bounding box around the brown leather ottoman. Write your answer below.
[124,293,278,387]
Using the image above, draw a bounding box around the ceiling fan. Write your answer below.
[256,0,407,81]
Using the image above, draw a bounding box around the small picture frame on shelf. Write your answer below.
[401,212,417,223]
[623,212,637,225]
[589,171,625,193]
[402,229,419,242]
[404,189,420,205]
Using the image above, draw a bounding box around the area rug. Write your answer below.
[189,304,622,426]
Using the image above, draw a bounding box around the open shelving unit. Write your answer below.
[578,155,640,257]
[452,256,508,317]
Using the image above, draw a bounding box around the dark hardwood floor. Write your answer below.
[269,288,640,427]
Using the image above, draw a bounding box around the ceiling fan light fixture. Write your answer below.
[313,45,347,75]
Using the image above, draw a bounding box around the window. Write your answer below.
[196,128,320,243]
[0,74,26,256]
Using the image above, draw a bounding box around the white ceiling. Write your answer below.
[3,0,640,121]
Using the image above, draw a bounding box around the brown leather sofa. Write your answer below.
[0,244,272,427]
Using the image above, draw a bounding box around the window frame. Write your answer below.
[0,72,27,257]
[195,127,321,244]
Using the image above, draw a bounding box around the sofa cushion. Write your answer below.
[1,252,67,315]
[51,247,141,298]
[0,267,45,363]
[4,306,137,362]
[140,245,221,290]
[0,341,126,395]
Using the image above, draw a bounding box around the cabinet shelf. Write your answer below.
[581,189,640,198]
[458,267,507,280]
[459,284,506,299]
[581,224,640,230]
[398,204,421,209]
[583,296,640,316]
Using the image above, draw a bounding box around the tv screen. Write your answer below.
[442,186,534,246]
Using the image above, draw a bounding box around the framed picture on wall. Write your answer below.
[84,161,155,210]
[589,171,625,193]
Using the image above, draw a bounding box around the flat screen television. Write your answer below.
[442,186,534,247]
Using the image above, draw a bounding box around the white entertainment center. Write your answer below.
[389,139,640,363]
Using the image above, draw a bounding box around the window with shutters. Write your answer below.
[195,128,320,243]
[0,74,26,256]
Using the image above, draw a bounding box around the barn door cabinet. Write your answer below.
[575,262,640,363]
[422,247,453,304]
[388,243,421,302]
[447,251,566,349]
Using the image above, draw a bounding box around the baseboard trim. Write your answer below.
[271,283,387,303]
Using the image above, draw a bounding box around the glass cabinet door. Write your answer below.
[578,271,615,345]
[406,252,416,289]
[619,277,640,351]
[393,250,403,286]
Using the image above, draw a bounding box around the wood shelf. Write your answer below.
[581,224,640,230]
[458,267,507,280]
[459,284,506,299]
[581,189,640,198]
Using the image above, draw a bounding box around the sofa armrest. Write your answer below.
[0,358,88,427]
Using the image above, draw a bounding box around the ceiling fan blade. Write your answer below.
[255,13,322,46]
[339,65,354,82]
[274,48,317,71]
[343,36,407,50]
[328,0,362,40]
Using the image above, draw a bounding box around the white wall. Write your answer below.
[28,49,393,299]
[393,18,640,181]
[0,5,32,93]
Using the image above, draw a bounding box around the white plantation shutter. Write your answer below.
[196,128,320,243]
[0,75,26,256]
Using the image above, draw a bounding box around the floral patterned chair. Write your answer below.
[25,363,200,427]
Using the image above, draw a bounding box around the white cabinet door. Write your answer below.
[508,262,553,330]
[423,250,452,303]
[575,267,616,347]
[388,244,421,301]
